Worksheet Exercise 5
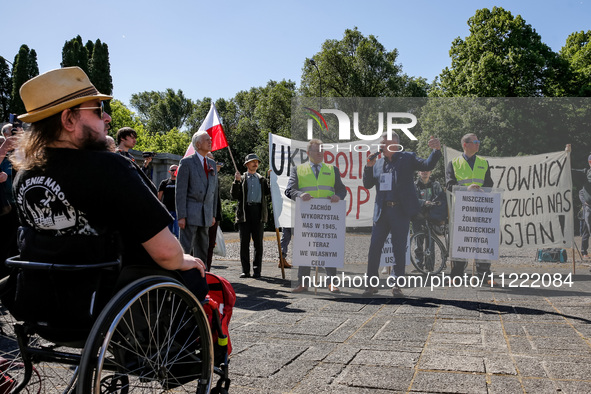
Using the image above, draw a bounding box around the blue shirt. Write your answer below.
[246,172,262,203]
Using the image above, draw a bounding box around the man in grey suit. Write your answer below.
[176,131,218,263]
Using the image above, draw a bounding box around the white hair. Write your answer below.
[192,131,209,150]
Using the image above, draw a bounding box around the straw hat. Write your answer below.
[18,66,112,123]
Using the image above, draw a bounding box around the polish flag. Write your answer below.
[184,103,228,157]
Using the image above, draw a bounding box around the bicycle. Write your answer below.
[409,203,449,275]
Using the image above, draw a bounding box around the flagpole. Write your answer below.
[226,145,239,174]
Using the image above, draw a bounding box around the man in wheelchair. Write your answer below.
[8,66,208,292]
[0,67,226,392]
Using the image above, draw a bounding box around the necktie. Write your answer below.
[313,164,319,179]
[204,157,209,179]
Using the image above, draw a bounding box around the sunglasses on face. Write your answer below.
[466,140,480,144]
[72,101,105,119]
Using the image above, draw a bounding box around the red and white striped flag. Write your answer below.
[184,103,228,157]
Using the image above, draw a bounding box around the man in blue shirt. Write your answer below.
[231,153,271,278]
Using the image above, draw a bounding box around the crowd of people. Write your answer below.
[1,66,590,303]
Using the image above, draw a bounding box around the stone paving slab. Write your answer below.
[213,237,591,393]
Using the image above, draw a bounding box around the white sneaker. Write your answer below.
[381,267,389,275]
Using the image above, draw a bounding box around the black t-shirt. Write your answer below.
[13,148,171,266]
[158,178,176,211]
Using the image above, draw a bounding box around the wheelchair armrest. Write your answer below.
[4,256,121,272]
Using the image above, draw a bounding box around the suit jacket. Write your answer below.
[175,153,218,227]
[363,150,442,222]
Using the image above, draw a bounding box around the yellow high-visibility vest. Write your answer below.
[452,156,488,186]
[297,163,336,197]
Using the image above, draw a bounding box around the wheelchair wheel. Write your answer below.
[410,232,447,275]
[77,276,214,393]
[0,306,83,393]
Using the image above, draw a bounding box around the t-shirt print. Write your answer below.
[16,175,96,235]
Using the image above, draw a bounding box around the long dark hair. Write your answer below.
[10,112,64,171]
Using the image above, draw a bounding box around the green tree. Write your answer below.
[135,127,192,157]
[85,40,95,59]
[10,44,39,115]
[255,80,296,138]
[300,27,426,97]
[0,58,11,121]
[560,30,591,96]
[27,50,39,84]
[109,99,144,135]
[109,99,192,156]
[436,7,567,97]
[130,89,194,133]
[61,35,89,73]
[88,39,113,114]
[185,97,213,132]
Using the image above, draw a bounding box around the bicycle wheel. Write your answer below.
[77,276,214,394]
[409,232,447,275]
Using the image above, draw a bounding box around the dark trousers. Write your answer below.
[206,221,219,271]
[280,227,292,259]
[367,205,410,279]
[180,225,209,263]
[178,268,209,302]
[582,205,590,255]
[239,204,264,275]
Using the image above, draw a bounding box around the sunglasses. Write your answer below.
[466,140,480,144]
[72,101,105,119]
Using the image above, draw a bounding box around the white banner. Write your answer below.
[269,133,378,228]
[292,199,346,268]
[445,147,573,249]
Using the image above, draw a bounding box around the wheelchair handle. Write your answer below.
[4,256,121,271]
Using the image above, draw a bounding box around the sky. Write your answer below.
[3,0,591,108]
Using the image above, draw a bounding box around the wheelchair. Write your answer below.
[0,256,231,393]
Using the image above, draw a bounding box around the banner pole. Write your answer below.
[275,229,286,279]
[227,145,239,174]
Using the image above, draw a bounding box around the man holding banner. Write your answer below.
[363,132,442,296]
[445,133,494,278]
[286,139,347,293]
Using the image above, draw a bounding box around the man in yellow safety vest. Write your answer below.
[445,133,494,280]
[285,139,347,293]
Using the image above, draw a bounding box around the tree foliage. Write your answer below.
[10,45,39,115]
[130,89,194,133]
[109,99,192,156]
[300,27,426,97]
[560,30,591,96]
[61,35,89,73]
[436,7,567,97]
[109,99,144,135]
[88,39,113,114]
[0,58,11,121]
[416,98,591,181]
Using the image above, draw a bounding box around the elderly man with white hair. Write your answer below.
[176,131,219,263]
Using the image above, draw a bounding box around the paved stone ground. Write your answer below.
[214,232,591,393]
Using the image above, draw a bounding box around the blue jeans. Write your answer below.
[168,211,179,238]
